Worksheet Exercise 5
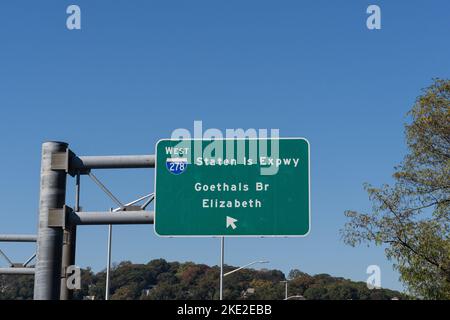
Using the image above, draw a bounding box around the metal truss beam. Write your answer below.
[72,155,155,171]
[69,211,154,225]
[0,267,35,275]
[0,234,37,242]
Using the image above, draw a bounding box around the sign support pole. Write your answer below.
[105,209,113,300]
[60,172,80,300]
[34,141,67,300]
[219,236,224,300]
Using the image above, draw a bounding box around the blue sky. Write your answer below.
[0,1,449,292]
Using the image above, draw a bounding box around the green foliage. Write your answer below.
[288,269,308,280]
[0,260,405,300]
[342,79,450,299]
[0,274,34,300]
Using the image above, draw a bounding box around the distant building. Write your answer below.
[241,288,255,298]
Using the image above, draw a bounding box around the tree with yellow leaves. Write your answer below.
[342,79,450,299]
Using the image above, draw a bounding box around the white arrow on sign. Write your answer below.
[226,216,238,229]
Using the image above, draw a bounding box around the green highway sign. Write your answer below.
[154,138,310,237]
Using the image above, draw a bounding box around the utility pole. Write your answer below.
[34,141,68,300]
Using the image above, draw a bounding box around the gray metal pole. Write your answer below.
[34,141,68,300]
[223,260,269,277]
[61,171,81,300]
[75,172,81,213]
[60,224,76,300]
[23,253,37,267]
[72,155,155,170]
[69,211,154,225]
[219,237,224,300]
[0,234,37,242]
[105,218,112,300]
[284,281,288,300]
[88,172,124,208]
[280,280,288,300]
[0,268,35,275]
[0,249,13,266]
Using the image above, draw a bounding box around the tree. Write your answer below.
[342,79,450,299]
[0,274,33,300]
[247,279,283,300]
[288,269,309,280]
[303,286,329,300]
[191,267,219,300]
[289,273,314,295]
[327,282,358,300]
[0,259,405,300]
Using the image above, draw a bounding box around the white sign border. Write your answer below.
[153,137,311,238]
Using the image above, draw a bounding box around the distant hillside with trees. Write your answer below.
[0,259,404,300]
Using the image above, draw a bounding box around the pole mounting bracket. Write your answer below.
[51,149,86,176]
[48,205,73,229]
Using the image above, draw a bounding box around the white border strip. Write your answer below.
[153,137,311,238]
